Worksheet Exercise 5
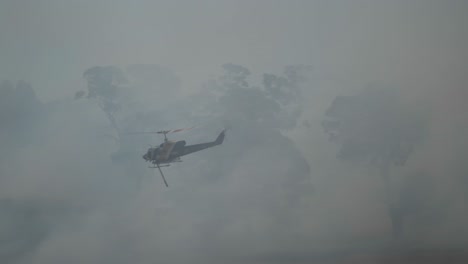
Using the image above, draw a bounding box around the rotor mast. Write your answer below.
[157,130,170,142]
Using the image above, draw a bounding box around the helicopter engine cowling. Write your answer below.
[174,140,186,149]
[167,140,186,158]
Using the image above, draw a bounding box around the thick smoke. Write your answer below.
[2,1,468,263]
[0,64,314,263]
[2,63,468,263]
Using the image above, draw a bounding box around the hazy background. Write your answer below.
[1,0,468,263]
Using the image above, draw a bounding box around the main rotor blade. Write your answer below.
[123,132,159,135]
[124,126,195,136]
[158,126,195,134]
[169,127,195,133]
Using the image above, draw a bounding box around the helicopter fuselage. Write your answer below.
[142,129,225,165]
[143,140,185,164]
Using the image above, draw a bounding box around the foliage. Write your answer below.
[322,86,426,170]
[212,63,312,130]
[0,80,44,146]
[322,84,428,238]
[76,66,127,141]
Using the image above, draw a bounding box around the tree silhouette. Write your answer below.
[220,63,251,89]
[322,85,427,237]
[0,80,44,146]
[0,81,48,262]
[212,63,310,130]
[77,66,127,144]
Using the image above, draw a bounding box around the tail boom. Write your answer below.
[179,129,226,157]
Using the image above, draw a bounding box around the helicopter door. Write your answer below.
[159,142,176,161]
[151,148,160,160]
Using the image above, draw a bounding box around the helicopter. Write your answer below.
[130,127,226,187]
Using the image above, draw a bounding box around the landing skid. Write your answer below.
[149,164,170,168]
[148,159,182,168]
[148,158,183,187]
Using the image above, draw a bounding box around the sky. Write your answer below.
[1,1,468,263]
[1,0,465,101]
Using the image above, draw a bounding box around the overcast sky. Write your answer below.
[1,0,466,101]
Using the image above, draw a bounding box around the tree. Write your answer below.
[0,81,48,262]
[180,64,313,244]
[220,63,251,89]
[0,80,44,147]
[322,84,427,237]
[77,66,127,143]
[264,64,312,106]
[211,63,311,130]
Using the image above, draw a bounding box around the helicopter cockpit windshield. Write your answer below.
[143,147,161,161]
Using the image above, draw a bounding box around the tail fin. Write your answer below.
[214,129,226,145]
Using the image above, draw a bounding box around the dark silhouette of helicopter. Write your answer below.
[130,127,226,187]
